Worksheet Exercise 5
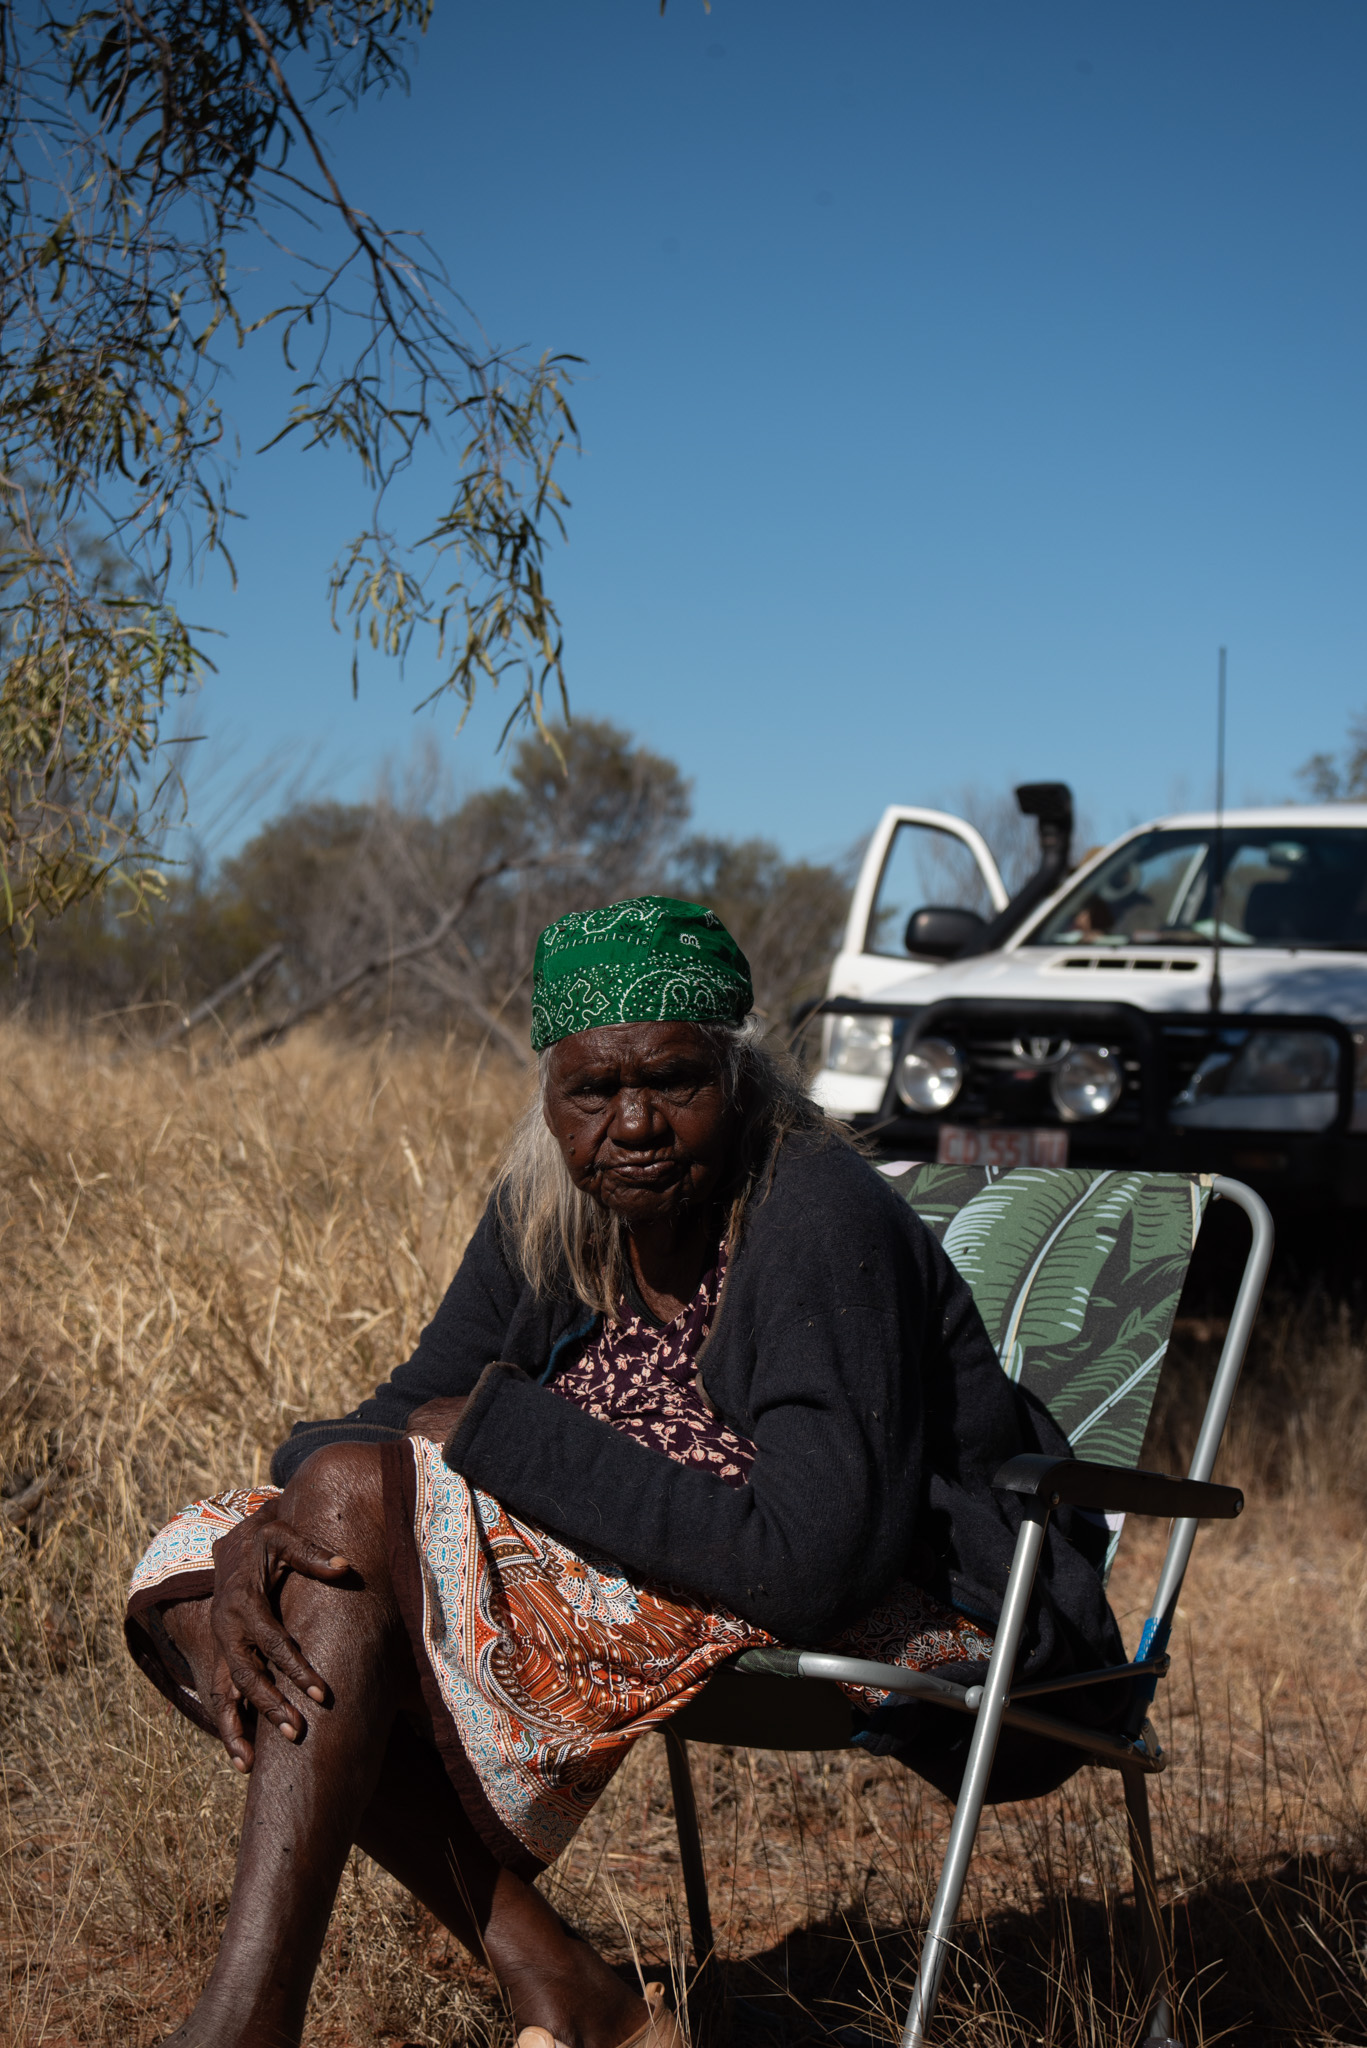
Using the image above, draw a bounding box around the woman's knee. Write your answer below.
[286,1441,386,1523]
[283,1442,391,1594]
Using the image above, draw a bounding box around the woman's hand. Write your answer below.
[207,1494,352,1771]
[405,1395,471,1442]
[199,1407,465,1769]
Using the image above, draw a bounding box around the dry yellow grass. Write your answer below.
[3,1022,1367,2047]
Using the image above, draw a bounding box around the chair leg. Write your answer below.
[1122,1765,1180,2047]
[902,1499,1051,2048]
[663,1726,714,1974]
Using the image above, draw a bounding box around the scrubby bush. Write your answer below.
[3,722,852,1055]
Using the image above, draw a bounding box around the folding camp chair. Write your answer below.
[659,1167,1272,2047]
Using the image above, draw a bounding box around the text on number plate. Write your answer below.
[937,1127,1069,1168]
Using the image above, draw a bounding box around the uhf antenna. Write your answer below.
[1209,647,1227,1018]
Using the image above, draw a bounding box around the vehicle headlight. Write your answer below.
[1050,1045,1123,1122]
[825,1013,895,1079]
[1180,1029,1340,1103]
[1224,1030,1339,1094]
[895,1037,964,1113]
[1171,1029,1344,1132]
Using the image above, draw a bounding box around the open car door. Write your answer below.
[813,807,1010,1118]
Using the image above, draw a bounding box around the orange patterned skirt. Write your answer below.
[126,1438,993,1874]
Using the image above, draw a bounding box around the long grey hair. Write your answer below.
[490,1021,848,1318]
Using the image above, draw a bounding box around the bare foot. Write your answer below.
[497,1948,650,2048]
[516,1981,682,2048]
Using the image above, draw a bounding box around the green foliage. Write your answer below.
[0,0,580,943]
[8,721,851,1046]
[0,478,195,938]
[673,835,851,1027]
[506,720,692,869]
[215,803,374,962]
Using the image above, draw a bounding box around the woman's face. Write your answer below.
[543,1020,740,1229]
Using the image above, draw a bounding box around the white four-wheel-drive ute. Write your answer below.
[805,786,1367,1214]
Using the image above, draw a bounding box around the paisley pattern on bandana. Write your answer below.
[530,895,752,1051]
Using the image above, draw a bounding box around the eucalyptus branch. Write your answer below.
[0,0,584,946]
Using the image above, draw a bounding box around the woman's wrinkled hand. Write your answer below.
[207,1494,351,1772]
[404,1395,471,1442]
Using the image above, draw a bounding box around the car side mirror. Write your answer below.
[904,905,987,960]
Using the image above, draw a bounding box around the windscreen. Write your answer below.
[1028,827,1367,951]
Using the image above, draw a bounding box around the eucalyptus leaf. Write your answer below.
[0,0,585,945]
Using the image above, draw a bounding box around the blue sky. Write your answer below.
[179,0,1367,871]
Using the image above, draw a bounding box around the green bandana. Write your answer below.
[530,895,753,1052]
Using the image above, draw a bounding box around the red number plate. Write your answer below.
[937,1126,1069,1168]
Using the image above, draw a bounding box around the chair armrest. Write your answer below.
[734,1646,803,1678]
[993,1453,1243,1521]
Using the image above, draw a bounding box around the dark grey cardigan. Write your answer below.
[274,1133,1123,1680]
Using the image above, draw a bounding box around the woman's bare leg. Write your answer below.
[353,1713,646,2043]
[154,1445,648,2048]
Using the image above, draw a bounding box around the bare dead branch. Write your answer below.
[152,940,284,1048]
[236,851,568,1054]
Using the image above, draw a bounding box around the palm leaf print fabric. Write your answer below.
[883,1165,1209,1471]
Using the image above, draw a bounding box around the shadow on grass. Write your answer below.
[639,1853,1367,2047]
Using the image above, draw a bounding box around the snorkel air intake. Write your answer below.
[967,782,1074,954]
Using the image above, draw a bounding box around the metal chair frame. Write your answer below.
[659,1174,1273,2047]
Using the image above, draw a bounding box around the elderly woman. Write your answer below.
[126,896,1124,2048]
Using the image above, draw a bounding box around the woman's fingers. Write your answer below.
[223,1638,307,1740]
[269,1524,352,1584]
[208,1510,348,1740]
[215,1506,350,1591]
[225,1598,331,1711]
[207,1657,256,1772]
[212,1572,331,1716]
[255,1529,351,1700]
[405,1393,470,1442]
